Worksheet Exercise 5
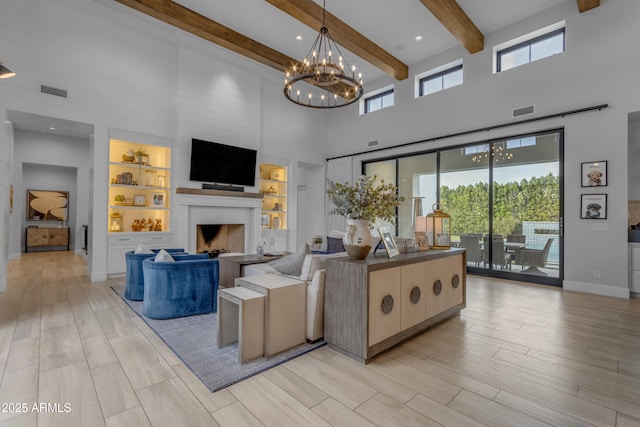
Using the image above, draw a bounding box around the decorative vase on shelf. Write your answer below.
[343,219,373,260]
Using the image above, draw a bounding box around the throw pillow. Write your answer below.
[328,230,344,239]
[299,252,346,282]
[268,244,310,276]
[134,244,154,254]
[326,236,345,253]
[154,249,175,262]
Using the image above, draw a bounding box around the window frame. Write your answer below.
[361,86,395,115]
[496,26,565,73]
[418,64,463,97]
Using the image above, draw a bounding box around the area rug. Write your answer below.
[111,285,326,392]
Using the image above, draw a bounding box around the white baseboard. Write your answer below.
[9,253,21,260]
[563,280,630,299]
[91,271,107,282]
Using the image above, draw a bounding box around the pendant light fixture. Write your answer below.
[283,0,363,108]
[0,63,16,79]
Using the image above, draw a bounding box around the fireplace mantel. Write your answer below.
[176,187,263,199]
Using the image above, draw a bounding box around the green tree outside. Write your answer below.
[440,173,559,237]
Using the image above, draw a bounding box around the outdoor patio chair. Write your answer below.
[483,236,511,270]
[506,234,526,258]
[460,234,482,267]
[514,238,554,271]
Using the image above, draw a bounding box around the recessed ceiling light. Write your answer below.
[296,35,303,41]
[48,127,56,130]
[415,35,423,41]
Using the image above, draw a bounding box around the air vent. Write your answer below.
[368,140,378,147]
[40,85,68,98]
[513,105,534,117]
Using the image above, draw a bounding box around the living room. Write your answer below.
[2,0,639,298]
[2,1,640,426]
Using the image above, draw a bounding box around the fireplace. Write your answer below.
[175,189,263,255]
[197,224,245,256]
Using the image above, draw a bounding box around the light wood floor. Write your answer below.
[2,251,640,427]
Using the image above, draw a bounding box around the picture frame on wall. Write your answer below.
[151,192,164,207]
[581,160,607,187]
[378,227,399,258]
[581,194,607,219]
[26,189,69,221]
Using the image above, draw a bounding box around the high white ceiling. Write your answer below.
[170,0,570,81]
[9,0,577,139]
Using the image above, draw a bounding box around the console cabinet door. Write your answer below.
[368,267,402,346]
[426,254,464,317]
[400,262,427,330]
[26,229,49,247]
[47,229,69,246]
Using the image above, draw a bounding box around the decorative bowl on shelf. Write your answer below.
[122,148,135,162]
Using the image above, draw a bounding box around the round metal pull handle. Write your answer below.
[410,286,421,304]
[433,280,442,295]
[381,295,394,314]
[452,274,460,289]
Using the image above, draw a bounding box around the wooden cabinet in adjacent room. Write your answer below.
[25,227,70,252]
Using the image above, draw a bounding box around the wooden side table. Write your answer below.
[235,274,306,357]
[218,252,289,288]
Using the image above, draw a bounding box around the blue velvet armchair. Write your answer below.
[142,255,219,319]
[124,248,186,301]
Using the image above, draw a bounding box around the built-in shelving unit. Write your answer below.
[259,163,288,252]
[107,139,173,275]
[108,139,171,233]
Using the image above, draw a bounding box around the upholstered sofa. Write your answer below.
[124,248,186,301]
[242,251,347,342]
[142,254,218,319]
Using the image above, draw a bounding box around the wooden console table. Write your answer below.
[25,227,70,253]
[218,252,289,288]
[325,249,466,363]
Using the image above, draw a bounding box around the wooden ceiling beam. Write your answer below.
[266,0,409,81]
[418,0,484,54]
[114,0,299,72]
[576,0,600,13]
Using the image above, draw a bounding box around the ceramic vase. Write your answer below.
[343,219,373,260]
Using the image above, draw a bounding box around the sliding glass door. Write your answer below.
[491,132,561,281]
[363,130,563,286]
[440,144,490,271]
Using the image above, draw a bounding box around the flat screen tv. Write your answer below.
[189,138,257,187]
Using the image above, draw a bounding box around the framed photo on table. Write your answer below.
[581,194,607,219]
[378,227,399,258]
[581,161,607,187]
[261,214,271,228]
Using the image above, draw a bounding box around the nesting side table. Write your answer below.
[234,274,306,357]
[217,286,265,364]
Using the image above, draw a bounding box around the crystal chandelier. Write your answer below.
[284,0,363,108]
[472,144,514,163]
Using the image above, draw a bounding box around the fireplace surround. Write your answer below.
[176,188,262,255]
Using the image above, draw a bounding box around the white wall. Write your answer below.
[10,129,90,256]
[629,118,640,201]
[0,0,327,282]
[325,0,640,298]
[0,118,14,292]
